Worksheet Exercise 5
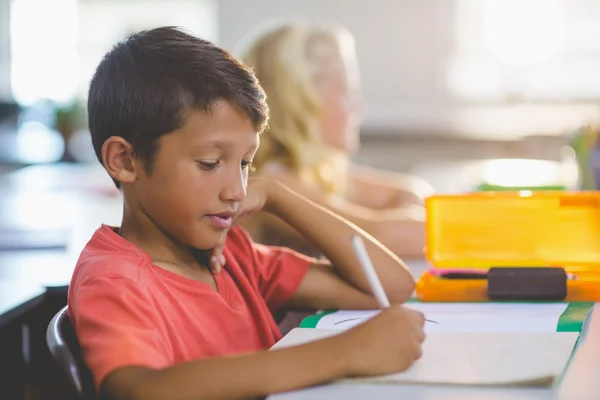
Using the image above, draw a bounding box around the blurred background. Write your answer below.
[2,0,600,170]
[1,1,600,398]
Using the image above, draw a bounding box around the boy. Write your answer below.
[69,26,424,400]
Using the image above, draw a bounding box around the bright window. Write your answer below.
[9,0,218,105]
[10,0,79,106]
[449,0,600,101]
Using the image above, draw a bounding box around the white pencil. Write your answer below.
[351,235,391,309]
[351,235,439,324]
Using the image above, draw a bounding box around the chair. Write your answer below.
[46,306,95,399]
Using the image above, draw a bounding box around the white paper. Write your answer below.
[273,328,579,387]
[315,302,569,332]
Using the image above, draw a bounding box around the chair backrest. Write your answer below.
[46,306,95,399]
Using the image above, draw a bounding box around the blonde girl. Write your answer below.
[238,22,434,257]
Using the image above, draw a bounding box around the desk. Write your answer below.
[0,251,77,400]
[269,259,599,400]
[0,164,122,400]
[0,250,74,289]
[0,165,123,289]
[0,280,46,398]
[0,280,45,328]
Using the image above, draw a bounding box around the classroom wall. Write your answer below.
[217,0,580,169]
[355,134,569,173]
[217,0,456,134]
[217,0,600,143]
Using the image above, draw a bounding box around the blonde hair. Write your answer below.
[239,21,355,195]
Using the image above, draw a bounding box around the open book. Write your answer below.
[272,328,578,387]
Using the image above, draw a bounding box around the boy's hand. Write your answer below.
[210,178,272,274]
[234,177,270,224]
[210,239,227,274]
[338,306,425,377]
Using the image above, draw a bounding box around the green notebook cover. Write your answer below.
[300,302,594,333]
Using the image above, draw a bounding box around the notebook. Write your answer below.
[272,328,579,387]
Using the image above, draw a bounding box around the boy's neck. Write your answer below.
[118,206,204,271]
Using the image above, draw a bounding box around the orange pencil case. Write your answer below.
[416,191,600,302]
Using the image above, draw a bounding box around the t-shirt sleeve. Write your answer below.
[228,227,316,313]
[70,276,171,391]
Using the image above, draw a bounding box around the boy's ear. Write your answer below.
[101,136,138,185]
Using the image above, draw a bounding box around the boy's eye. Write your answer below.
[197,161,221,171]
[242,161,255,172]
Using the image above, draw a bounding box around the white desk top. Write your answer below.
[0,280,46,326]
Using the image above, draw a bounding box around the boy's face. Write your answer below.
[131,101,259,250]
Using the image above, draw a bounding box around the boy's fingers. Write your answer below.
[210,239,227,274]
[210,256,221,274]
[209,229,229,274]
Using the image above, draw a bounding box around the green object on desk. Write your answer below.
[477,182,566,192]
[557,302,594,332]
[569,125,599,190]
[300,310,336,328]
[300,302,594,333]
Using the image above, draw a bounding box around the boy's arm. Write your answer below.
[104,334,349,400]
[260,179,415,306]
[103,306,425,400]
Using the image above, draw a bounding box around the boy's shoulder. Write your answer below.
[71,225,148,288]
[72,226,256,283]
[70,224,299,288]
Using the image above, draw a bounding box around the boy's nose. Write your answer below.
[221,170,247,203]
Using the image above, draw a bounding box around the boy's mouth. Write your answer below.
[206,211,235,229]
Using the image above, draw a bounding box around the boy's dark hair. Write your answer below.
[88,26,269,187]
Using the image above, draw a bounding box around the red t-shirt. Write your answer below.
[68,225,314,390]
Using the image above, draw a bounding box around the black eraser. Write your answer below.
[487,267,567,301]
